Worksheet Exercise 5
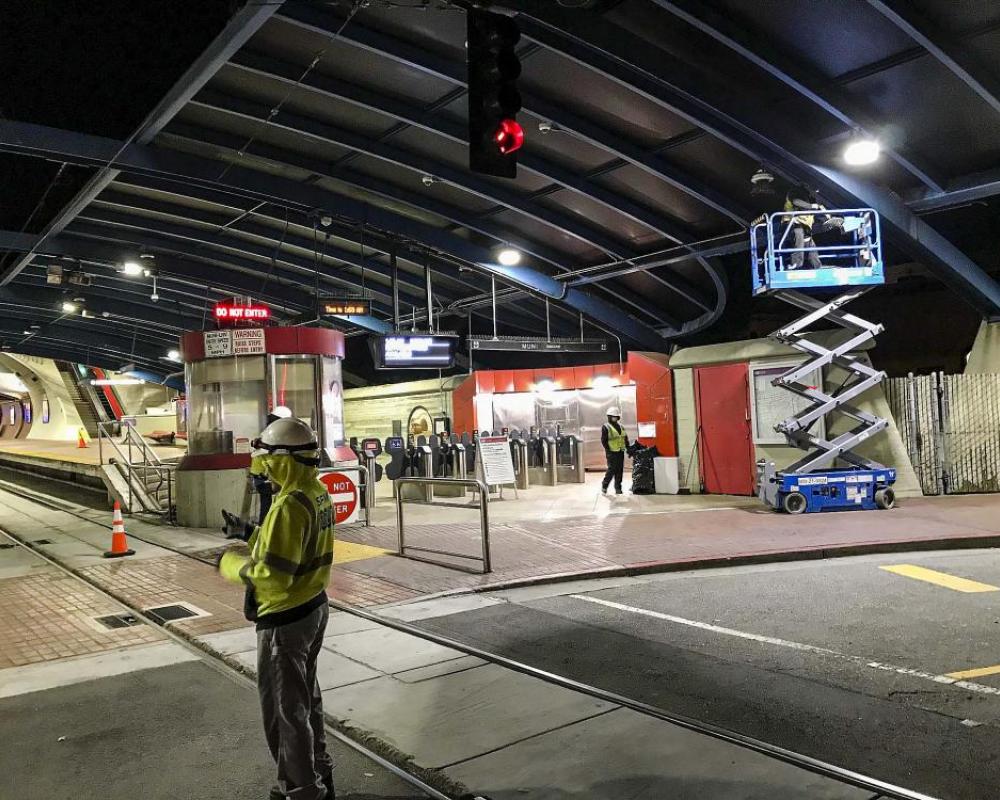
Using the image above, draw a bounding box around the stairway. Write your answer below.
[56,362,102,437]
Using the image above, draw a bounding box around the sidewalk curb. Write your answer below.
[396,531,1000,604]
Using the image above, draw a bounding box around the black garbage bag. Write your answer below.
[628,443,659,494]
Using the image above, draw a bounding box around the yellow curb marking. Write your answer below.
[879,564,999,593]
[334,540,390,565]
[946,664,1000,680]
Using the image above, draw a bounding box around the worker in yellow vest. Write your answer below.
[601,407,630,495]
[219,416,336,800]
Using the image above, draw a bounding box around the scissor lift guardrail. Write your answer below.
[752,208,897,513]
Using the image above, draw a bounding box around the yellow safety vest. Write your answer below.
[220,456,334,620]
[604,422,626,452]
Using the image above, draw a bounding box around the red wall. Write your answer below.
[451,353,677,456]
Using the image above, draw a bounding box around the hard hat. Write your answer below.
[606,406,622,417]
[251,417,318,458]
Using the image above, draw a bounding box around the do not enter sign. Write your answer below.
[319,470,359,525]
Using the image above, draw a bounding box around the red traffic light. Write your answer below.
[493,119,524,155]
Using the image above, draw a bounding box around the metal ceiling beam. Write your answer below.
[906,166,1000,213]
[648,0,945,192]
[276,7,750,226]
[865,0,1000,117]
[0,123,668,347]
[519,11,1000,318]
[0,317,171,369]
[191,90,636,260]
[10,224,569,340]
[0,280,203,334]
[217,56,718,323]
[92,190,461,306]
[162,122,571,272]
[153,127,675,329]
[0,0,284,286]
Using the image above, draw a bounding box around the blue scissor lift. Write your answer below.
[751,208,896,514]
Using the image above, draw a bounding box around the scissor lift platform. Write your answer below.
[752,208,896,514]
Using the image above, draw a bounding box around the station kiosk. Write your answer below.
[175,326,349,527]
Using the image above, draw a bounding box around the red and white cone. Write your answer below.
[103,500,135,558]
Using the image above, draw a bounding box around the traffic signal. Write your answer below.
[467,9,523,178]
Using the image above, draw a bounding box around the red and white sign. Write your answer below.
[319,470,359,525]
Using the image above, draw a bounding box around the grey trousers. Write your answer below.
[257,603,333,800]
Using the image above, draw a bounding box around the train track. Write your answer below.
[0,479,939,800]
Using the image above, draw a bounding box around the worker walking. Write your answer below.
[601,406,629,495]
[219,417,336,800]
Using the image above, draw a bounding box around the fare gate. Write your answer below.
[886,372,1000,495]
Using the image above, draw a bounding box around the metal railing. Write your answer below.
[97,421,175,520]
[394,477,491,574]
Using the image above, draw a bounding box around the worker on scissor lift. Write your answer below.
[783,186,844,270]
[219,417,336,800]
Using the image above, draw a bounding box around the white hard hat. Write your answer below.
[606,406,622,417]
[251,417,318,458]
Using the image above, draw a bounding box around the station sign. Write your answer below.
[469,337,608,353]
[320,298,371,316]
[214,301,270,324]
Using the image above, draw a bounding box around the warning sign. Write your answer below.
[232,328,265,355]
[319,470,359,525]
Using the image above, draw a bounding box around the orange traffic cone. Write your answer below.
[103,501,135,558]
[77,428,88,449]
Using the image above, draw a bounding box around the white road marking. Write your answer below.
[570,594,1000,698]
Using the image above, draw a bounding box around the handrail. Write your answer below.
[394,477,491,574]
[97,420,174,520]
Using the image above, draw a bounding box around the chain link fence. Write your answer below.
[886,372,1000,495]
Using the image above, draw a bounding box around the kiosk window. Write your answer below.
[750,361,824,445]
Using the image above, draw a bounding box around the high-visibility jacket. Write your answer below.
[220,454,334,623]
[603,421,627,453]
[784,198,825,230]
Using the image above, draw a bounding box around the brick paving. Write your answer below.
[0,570,163,668]
[82,554,248,636]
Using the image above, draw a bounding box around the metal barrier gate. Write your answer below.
[886,372,1000,495]
[395,477,491,574]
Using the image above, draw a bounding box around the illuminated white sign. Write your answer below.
[380,335,455,368]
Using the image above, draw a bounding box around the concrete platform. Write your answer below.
[0,438,185,496]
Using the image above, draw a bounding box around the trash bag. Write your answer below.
[628,443,659,494]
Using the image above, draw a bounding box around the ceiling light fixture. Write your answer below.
[166,349,181,362]
[844,135,880,166]
[750,165,775,196]
[121,261,143,276]
[61,301,78,314]
[497,247,522,266]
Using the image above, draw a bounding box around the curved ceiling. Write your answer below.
[1,0,999,381]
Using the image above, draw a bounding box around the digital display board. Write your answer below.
[321,299,371,316]
[214,302,270,323]
[372,335,456,369]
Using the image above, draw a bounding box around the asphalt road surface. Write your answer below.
[413,549,1000,800]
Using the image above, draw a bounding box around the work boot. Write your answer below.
[268,788,283,800]
[601,484,608,495]
[323,771,336,799]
